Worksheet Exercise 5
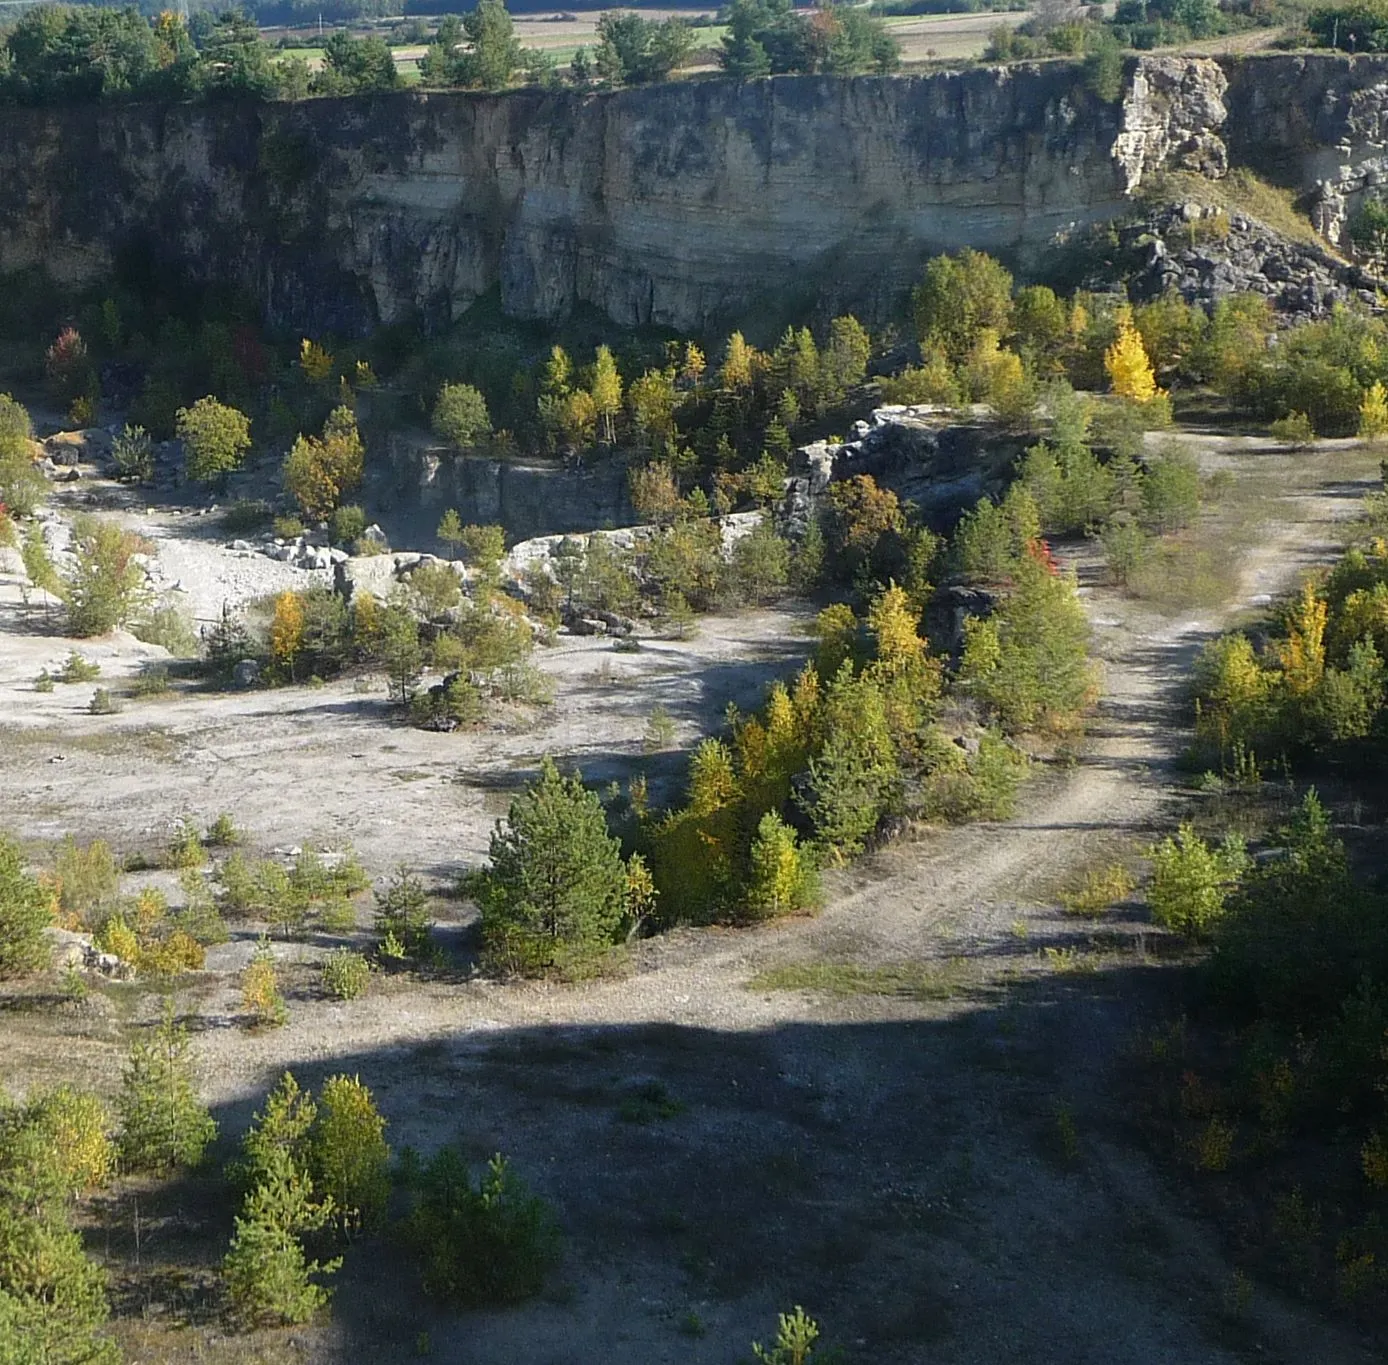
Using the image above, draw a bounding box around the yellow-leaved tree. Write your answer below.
[1104,310,1159,403]
[299,338,334,385]
[1277,578,1327,698]
[283,406,364,521]
[269,591,306,681]
[720,331,756,391]
[590,345,623,445]
[1359,381,1388,443]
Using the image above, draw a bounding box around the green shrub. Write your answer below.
[222,499,272,535]
[56,652,100,684]
[432,383,491,451]
[110,424,153,483]
[309,1074,390,1235]
[130,596,200,657]
[1270,411,1316,450]
[64,516,147,637]
[204,812,241,847]
[52,835,117,923]
[87,688,117,715]
[116,1005,217,1174]
[0,393,43,518]
[273,514,306,540]
[166,819,205,870]
[402,1149,558,1306]
[129,664,172,698]
[1148,823,1249,938]
[0,836,52,977]
[1140,444,1201,533]
[177,396,251,484]
[1212,791,1384,1021]
[321,948,371,1001]
[329,504,367,546]
[475,758,628,976]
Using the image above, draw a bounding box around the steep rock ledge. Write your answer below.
[0,56,1383,335]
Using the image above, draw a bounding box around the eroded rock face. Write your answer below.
[1113,56,1229,194]
[1119,203,1381,316]
[0,70,1132,335]
[1222,55,1388,248]
[0,57,1383,334]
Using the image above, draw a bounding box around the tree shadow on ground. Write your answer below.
[102,954,1382,1365]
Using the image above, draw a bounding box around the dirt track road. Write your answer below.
[1,435,1379,1364]
[181,436,1380,1364]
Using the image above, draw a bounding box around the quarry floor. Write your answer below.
[0,433,1382,1364]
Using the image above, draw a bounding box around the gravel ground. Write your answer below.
[0,438,1382,1365]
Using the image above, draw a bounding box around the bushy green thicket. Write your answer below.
[219,845,367,936]
[1192,540,1388,765]
[223,1070,389,1325]
[400,1148,558,1307]
[1148,512,1388,1309]
[1142,789,1388,1307]
[0,833,52,978]
[642,574,1059,924]
[0,1084,119,1364]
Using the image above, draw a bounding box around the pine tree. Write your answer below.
[116,1003,217,1174]
[222,1146,339,1327]
[800,664,900,856]
[437,508,465,559]
[958,554,1095,730]
[745,812,817,920]
[477,757,628,975]
[309,1075,390,1235]
[0,834,52,978]
[0,1202,118,1365]
[232,1071,316,1197]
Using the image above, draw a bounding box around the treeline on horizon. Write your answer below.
[0,0,900,103]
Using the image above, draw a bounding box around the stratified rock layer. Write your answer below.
[0,54,1386,334]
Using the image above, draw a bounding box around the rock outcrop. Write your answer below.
[1120,203,1381,316]
[1113,56,1229,194]
[0,66,1134,335]
[0,55,1384,334]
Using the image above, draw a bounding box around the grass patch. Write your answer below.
[1127,533,1241,611]
[1140,168,1323,248]
[750,958,975,1001]
[616,1081,685,1124]
[1060,862,1137,917]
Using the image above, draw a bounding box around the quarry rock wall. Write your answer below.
[0,54,1386,335]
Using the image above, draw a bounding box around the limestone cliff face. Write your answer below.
[0,69,1131,335]
[0,56,1378,336]
[1113,56,1228,192]
[1220,54,1388,245]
